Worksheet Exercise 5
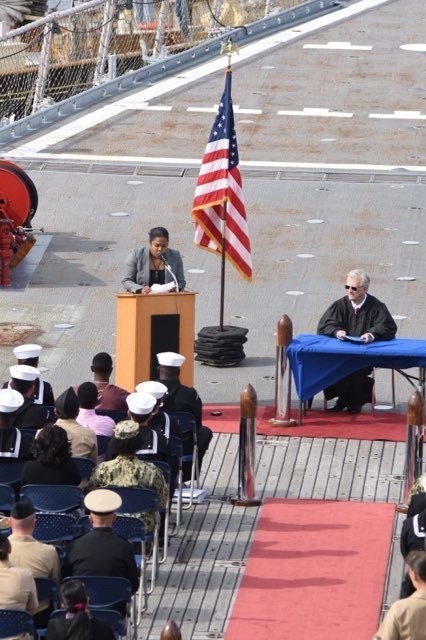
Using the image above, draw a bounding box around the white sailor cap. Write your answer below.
[0,388,24,413]
[84,489,122,514]
[135,380,168,399]
[13,344,42,360]
[126,392,157,415]
[9,364,40,381]
[156,351,185,368]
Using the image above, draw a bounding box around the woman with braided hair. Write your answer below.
[47,579,114,640]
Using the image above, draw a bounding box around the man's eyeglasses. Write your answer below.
[345,285,359,291]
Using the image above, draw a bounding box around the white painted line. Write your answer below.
[303,41,372,50]
[4,0,392,158]
[400,44,426,52]
[6,151,426,173]
[369,111,426,120]
[277,107,353,117]
[117,103,172,111]
[187,106,262,114]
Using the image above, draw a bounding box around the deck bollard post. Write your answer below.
[269,314,297,426]
[398,388,424,512]
[230,384,262,507]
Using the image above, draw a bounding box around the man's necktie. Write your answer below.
[354,306,359,315]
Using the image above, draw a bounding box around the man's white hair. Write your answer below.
[346,269,370,288]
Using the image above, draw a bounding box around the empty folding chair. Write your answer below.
[33,512,77,544]
[20,484,84,516]
[168,411,199,508]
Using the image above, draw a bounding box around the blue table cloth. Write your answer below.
[286,334,426,402]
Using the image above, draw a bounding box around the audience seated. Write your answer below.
[46,578,115,640]
[157,351,213,482]
[88,420,168,535]
[21,424,81,487]
[3,343,55,407]
[9,497,61,626]
[0,388,33,461]
[0,532,38,613]
[50,387,97,464]
[90,352,130,412]
[63,489,139,606]
[10,365,51,429]
[76,381,115,438]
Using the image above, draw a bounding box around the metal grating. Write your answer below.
[13,160,426,186]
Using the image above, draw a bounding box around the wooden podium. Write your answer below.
[115,292,196,391]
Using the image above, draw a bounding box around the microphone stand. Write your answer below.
[160,254,179,292]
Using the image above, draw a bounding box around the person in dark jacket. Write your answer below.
[9,364,50,429]
[21,424,81,486]
[157,351,212,482]
[63,488,139,613]
[317,268,397,414]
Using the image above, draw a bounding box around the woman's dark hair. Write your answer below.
[32,424,72,467]
[0,534,10,561]
[106,432,142,460]
[60,579,91,640]
[407,550,426,582]
[149,226,169,242]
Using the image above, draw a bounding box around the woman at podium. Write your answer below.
[121,226,186,294]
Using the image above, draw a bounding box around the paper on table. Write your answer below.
[150,282,176,293]
[345,335,365,343]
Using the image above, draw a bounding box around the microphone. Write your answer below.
[159,254,179,292]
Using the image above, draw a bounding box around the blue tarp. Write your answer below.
[286,334,426,401]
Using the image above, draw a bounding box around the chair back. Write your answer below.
[72,457,95,480]
[21,484,84,513]
[35,576,59,608]
[168,436,183,460]
[150,460,171,486]
[0,460,25,486]
[104,486,159,516]
[77,514,146,542]
[96,434,111,457]
[96,409,128,423]
[0,609,35,638]
[0,483,15,513]
[167,411,197,439]
[49,607,125,638]
[18,427,37,440]
[33,512,77,543]
[62,575,132,609]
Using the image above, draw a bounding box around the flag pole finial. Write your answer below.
[220,37,239,68]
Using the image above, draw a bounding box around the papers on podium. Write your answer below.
[150,282,176,293]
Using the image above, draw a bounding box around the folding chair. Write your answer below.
[0,609,35,639]
[168,411,199,508]
[33,512,78,544]
[77,514,148,621]
[168,436,183,535]
[72,457,95,481]
[34,577,59,638]
[105,486,160,594]
[48,608,126,639]
[62,576,136,640]
[0,483,15,513]
[0,460,25,487]
[97,434,111,460]
[21,484,85,514]
[96,409,128,423]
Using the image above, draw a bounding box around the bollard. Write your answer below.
[269,314,297,426]
[160,619,182,640]
[231,384,262,507]
[397,388,424,512]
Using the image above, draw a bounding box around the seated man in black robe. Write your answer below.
[317,268,397,414]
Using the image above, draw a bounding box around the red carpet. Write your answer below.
[225,498,394,640]
[203,404,407,441]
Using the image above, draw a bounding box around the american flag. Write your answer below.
[191,69,253,280]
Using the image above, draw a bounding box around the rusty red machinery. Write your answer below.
[0,160,40,286]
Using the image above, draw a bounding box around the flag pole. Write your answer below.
[219,207,226,331]
[219,38,238,331]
